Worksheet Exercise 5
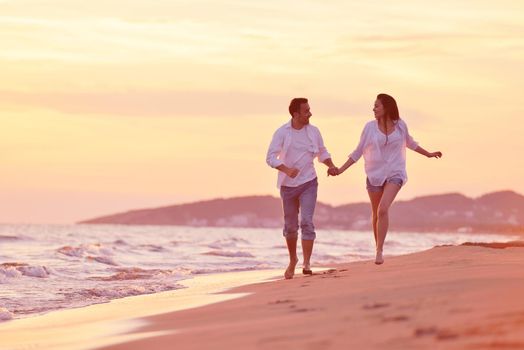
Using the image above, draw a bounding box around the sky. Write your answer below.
[1,0,523,224]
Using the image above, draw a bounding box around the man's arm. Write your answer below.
[323,158,339,176]
[323,158,336,168]
[266,128,299,178]
[315,129,338,174]
[276,164,299,178]
[266,128,285,168]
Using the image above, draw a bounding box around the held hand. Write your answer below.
[286,168,299,178]
[327,166,339,176]
[428,151,442,159]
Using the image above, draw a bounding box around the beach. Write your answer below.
[2,242,523,350]
[4,224,515,322]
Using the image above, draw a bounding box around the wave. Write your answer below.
[203,250,255,258]
[19,265,51,278]
[170,240,193,246]
[77,283,184,299]
[0,235,23,241]
[88,267,192,281]
[461,241,524,249]
[228,237,250,244]
[0,263,51,278]
[57,243,114,257]
[57,243,117,265]
[113,239,128,245]
[86,256,118,266]
[0,264,22,278]
[0,307,14,322]
[207,237,250,249]
[138,244,167,252]
[57,246,84,257]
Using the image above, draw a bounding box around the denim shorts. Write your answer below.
[366,177,403,193]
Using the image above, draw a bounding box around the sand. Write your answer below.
[1,242,523,350]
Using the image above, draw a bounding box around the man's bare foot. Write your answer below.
[302,263,312,275]
[284,257,298,279]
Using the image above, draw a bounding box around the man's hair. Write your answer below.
[288,97,308,117]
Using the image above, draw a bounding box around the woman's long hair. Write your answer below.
[377,93,400,145]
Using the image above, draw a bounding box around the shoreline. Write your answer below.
[1,241,523,350]
[94,242,524,350]
[0,269,283,350]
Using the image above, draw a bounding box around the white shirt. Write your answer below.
[266,120,331,188]
[349,119,419,186]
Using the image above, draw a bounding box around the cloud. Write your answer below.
[0,90,368,118]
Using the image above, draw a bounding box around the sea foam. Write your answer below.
[0,308,14,321]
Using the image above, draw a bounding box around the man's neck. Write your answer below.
[291,119,305,130]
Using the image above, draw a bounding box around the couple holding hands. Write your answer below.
[266,94,442,279]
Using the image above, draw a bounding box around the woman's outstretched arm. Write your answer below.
[338,157,357,174]
[413,146,442,158]
[331,123,369,176]
[327,155,356,176]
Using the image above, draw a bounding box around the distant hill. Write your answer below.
[79,191,524,233]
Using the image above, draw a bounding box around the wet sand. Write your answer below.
[0,269,281,350]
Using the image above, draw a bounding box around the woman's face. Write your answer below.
[373,99,386,120]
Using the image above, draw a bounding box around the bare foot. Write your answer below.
[375,250,384,265]
[285,257,298,279]
[302,262,312,275]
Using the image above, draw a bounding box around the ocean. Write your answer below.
[0,224,517,322]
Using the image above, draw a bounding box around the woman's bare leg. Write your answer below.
[376,182,402,255]
[367,190,383,248]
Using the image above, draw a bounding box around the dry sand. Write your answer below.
[2,242,523,350]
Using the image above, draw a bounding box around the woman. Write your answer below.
[333,94,442,264]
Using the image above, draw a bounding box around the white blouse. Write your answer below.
[349,119,419,186]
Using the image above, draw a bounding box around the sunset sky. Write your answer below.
[1,0,523,224]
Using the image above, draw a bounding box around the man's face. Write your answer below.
[294,102,312,126]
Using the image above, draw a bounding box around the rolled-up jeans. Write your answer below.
[279,178,318,241]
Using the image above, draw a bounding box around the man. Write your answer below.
[266,97,337,279]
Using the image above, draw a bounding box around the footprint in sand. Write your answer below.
[436,330,460,340]
[291,307,316,313]
[414,327,459,340]
[269,299,293,305]
[414,327,437,337]
[363,302,391,310]
[382,315,410,322]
